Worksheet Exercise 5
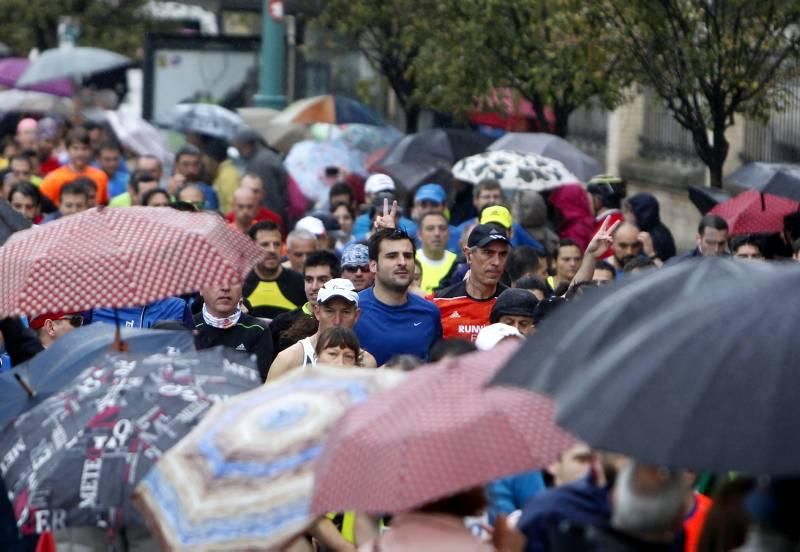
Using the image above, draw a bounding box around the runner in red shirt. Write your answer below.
[431,224,511,341]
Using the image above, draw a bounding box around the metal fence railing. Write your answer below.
[741,84,800,163]
[639,89,701,164]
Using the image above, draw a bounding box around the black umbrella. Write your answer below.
[0,324,195,427]
[0,197,31,246]
[493,258,800,475]
[376,128,492,169]
[0,347,260,534]
[687,185,732,215]
[379,161,453,192]
[727,162,800,202]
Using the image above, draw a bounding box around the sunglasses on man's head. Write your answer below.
[343,265,370,274]
[56,315,83,328]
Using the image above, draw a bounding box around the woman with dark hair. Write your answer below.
[315,326,361,367]
[141,188,171,207]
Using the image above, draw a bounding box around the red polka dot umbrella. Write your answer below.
[710,189,800,235]
[310,342,576,514]
[0,207,263,317]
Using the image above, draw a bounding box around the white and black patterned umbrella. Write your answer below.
[452,150,580,191]
[0,347,260,533]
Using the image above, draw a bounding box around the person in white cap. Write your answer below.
[352,174,415,240]
[474,323,524,351]
[267,278,377,380]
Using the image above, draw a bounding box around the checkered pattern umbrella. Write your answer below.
[710,189,799,235]
[311,343,575,514]
[0,206,263,317]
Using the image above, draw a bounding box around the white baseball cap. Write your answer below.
[295,216,326,236]
[475,323,523,351]
[365,174,395,194]
[317,278,359,306]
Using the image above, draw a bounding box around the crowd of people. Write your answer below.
[2,111,800,552]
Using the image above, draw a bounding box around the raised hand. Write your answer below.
[638,231,656,258]
[373,197,398,231]
[585,216,621,259]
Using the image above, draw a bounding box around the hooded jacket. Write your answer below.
[628,193,677,261]
[549,184,595,251]
[516,190,560,255]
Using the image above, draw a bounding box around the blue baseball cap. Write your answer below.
[414,183,446,205]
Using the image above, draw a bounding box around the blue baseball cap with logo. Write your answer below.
[414,183,447,205]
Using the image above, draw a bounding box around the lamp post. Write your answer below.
[254,0,287,109]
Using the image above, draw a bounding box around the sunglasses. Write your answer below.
[56,315,84,328]
[343,265,370,274]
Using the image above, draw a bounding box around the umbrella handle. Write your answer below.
[13,373,35,399]
[111,308,129,352]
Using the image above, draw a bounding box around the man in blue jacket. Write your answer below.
[90,297,193,329]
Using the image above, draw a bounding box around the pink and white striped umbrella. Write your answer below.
[311,342,575,514]
[0,206,263,317]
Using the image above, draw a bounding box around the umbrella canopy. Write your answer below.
[135,365,406,551]
[489,132,602,182]
[274,95,385,126]
[727,162,800,202]
[237,107,308,154]
[709,189,799,235]
[453,150,580,191]
[0,347,260,532]
[688,185,732,215]
[0,57,73,96]
[311,344,574,514]
[493,259,800,475]
[379,161,453,192]
[0,197,31,246]
[104,110,172,170]
[0,325,194,427]
[0,89,74,115]
[374,128,492,169]
[311,123,402,154]
[0,207,263,317]
[284,139,367,202]
[17,46,130,87]
[163,103,244,141]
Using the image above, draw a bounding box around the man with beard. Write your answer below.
[243,221,306,319]
[355,228,442,365]
[607,222,643,274]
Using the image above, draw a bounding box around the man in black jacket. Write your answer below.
[193,281,274,381]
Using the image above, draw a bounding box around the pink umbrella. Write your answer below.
[0,57,73,97]
[710,189,799,235]
[311,342,575,514]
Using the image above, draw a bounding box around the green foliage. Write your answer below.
[319,0,422,129]
[410,0,631,136]
[0,0,158,57]
[599,0,800,186]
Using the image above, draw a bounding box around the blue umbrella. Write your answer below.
[0,324,195,427]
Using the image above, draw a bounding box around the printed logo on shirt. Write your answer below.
[449,311,462,319]
[235,344,247,351]
[413,322,422,326]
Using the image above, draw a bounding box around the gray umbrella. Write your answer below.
[489,132,602,182]
[16,46,130,87]
[727,162,800,202]
[0,197,31,246]
[493,258,800,475]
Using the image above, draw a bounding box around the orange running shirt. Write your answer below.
[430,280,507,341]
[40,165,109,206]
[683,492,713,552]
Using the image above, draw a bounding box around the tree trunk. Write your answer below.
[552,103,573,138]
[708,122,729,189]
[404,104,420,133]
